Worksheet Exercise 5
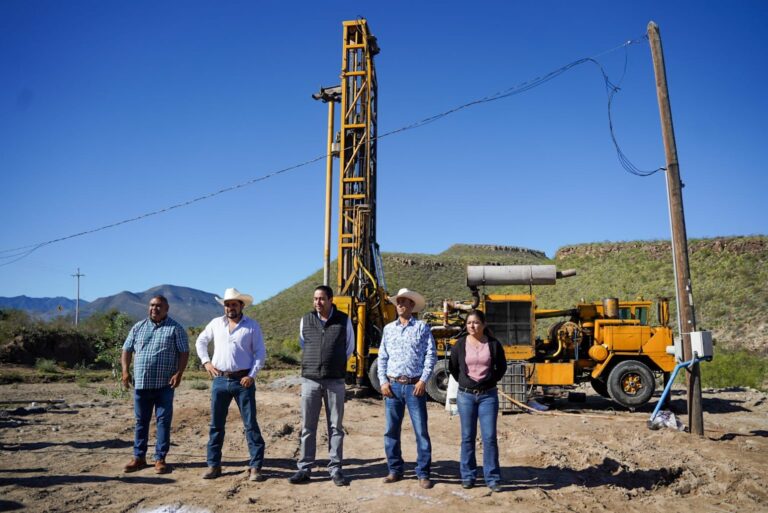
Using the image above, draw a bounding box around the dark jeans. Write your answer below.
[206,376,265,469]
[383,381,432,478]
[456,388,501,486]
[133,385,174,461]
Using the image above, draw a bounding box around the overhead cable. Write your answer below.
[0,35,662,265]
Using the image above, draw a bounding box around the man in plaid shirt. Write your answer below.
[121,295,189,474]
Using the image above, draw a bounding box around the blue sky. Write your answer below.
[1,1,766,303]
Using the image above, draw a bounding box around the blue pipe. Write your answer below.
[649,357,701,423]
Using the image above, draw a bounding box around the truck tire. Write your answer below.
[426,360,450,404]
[590,377,610,398]
[368,358,382,394]
[607,360,655,409]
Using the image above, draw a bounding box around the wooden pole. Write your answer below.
[647,21,703,436]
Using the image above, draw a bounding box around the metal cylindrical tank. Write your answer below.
[603,298,619,319]
[466,265,558,286]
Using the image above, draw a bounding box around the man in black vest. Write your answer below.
[289,285,354,486]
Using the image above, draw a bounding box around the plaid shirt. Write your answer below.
[122,316,189,390]
[377,316,437,384]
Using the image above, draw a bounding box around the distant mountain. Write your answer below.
[0,296,88,317]
[83,284,222,327]
[0,285,221,328]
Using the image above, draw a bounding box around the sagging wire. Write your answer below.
[605,42,665,177]
[0,153,328,266]
[1,34,661,266]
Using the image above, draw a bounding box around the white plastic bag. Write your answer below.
[445,375,458,416]
[649,410,685,431]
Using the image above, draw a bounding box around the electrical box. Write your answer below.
[690,331,714,360]
[666,336,683,362]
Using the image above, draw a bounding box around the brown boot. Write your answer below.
[124,457,147,473]
[202,466,222,479]
[154,459,169,474]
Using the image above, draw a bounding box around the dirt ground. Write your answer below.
[1,375,767,513]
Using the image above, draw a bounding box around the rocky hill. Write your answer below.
[248,236,767,353]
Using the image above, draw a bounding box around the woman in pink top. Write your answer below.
[448,310,507,492]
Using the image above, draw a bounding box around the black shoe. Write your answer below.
[332,471,347,486]
[462,480,475,489]
[288,470,310,484]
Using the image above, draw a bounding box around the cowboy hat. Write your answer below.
[389,288,426,313]
[215,288,254,308]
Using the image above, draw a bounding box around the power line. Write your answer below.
[0,153,328,265]
[605,42,664,177]
[0,35,661,265]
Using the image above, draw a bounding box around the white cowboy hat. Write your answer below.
[215,288,254,308]
[389,288,426,313]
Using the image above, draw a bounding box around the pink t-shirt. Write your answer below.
[465,341,491,382]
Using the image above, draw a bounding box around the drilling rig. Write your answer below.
[315,19,395,391]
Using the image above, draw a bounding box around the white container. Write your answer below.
[690,331,714,360]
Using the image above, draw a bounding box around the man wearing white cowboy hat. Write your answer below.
[195,288,267,481]
[377,287,437,489]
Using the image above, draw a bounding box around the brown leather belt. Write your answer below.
[221,369,249,379]
[388,375,420,385]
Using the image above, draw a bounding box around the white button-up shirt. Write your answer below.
[195,315,266,378]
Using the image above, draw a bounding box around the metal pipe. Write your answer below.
[649,356,700,426]
[355,302,366,385]
[466,265,576,287]
[323,100,335,286]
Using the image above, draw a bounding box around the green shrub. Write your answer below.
[98,382,128,399]
[282,338,301,354]
[35,358,59,374]
[189,379,209,390]
[93,311,133,375]
[701,350,768,390]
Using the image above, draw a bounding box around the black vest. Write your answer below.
[301,308,349,379]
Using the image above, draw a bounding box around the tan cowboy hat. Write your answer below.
[389,288,426,313]
[215,288,254,308]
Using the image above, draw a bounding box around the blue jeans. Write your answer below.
[207,376,265,469]
[457,388,501,486]
[384,381,431,478]
[133,386,174,461]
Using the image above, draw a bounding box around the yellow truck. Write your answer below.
[424,265,676,411]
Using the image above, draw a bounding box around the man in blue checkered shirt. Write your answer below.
[121,295,189,474]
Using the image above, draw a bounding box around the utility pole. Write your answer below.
[647,21,703,436]
[312,85,342,286]
[71,267,85,327]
